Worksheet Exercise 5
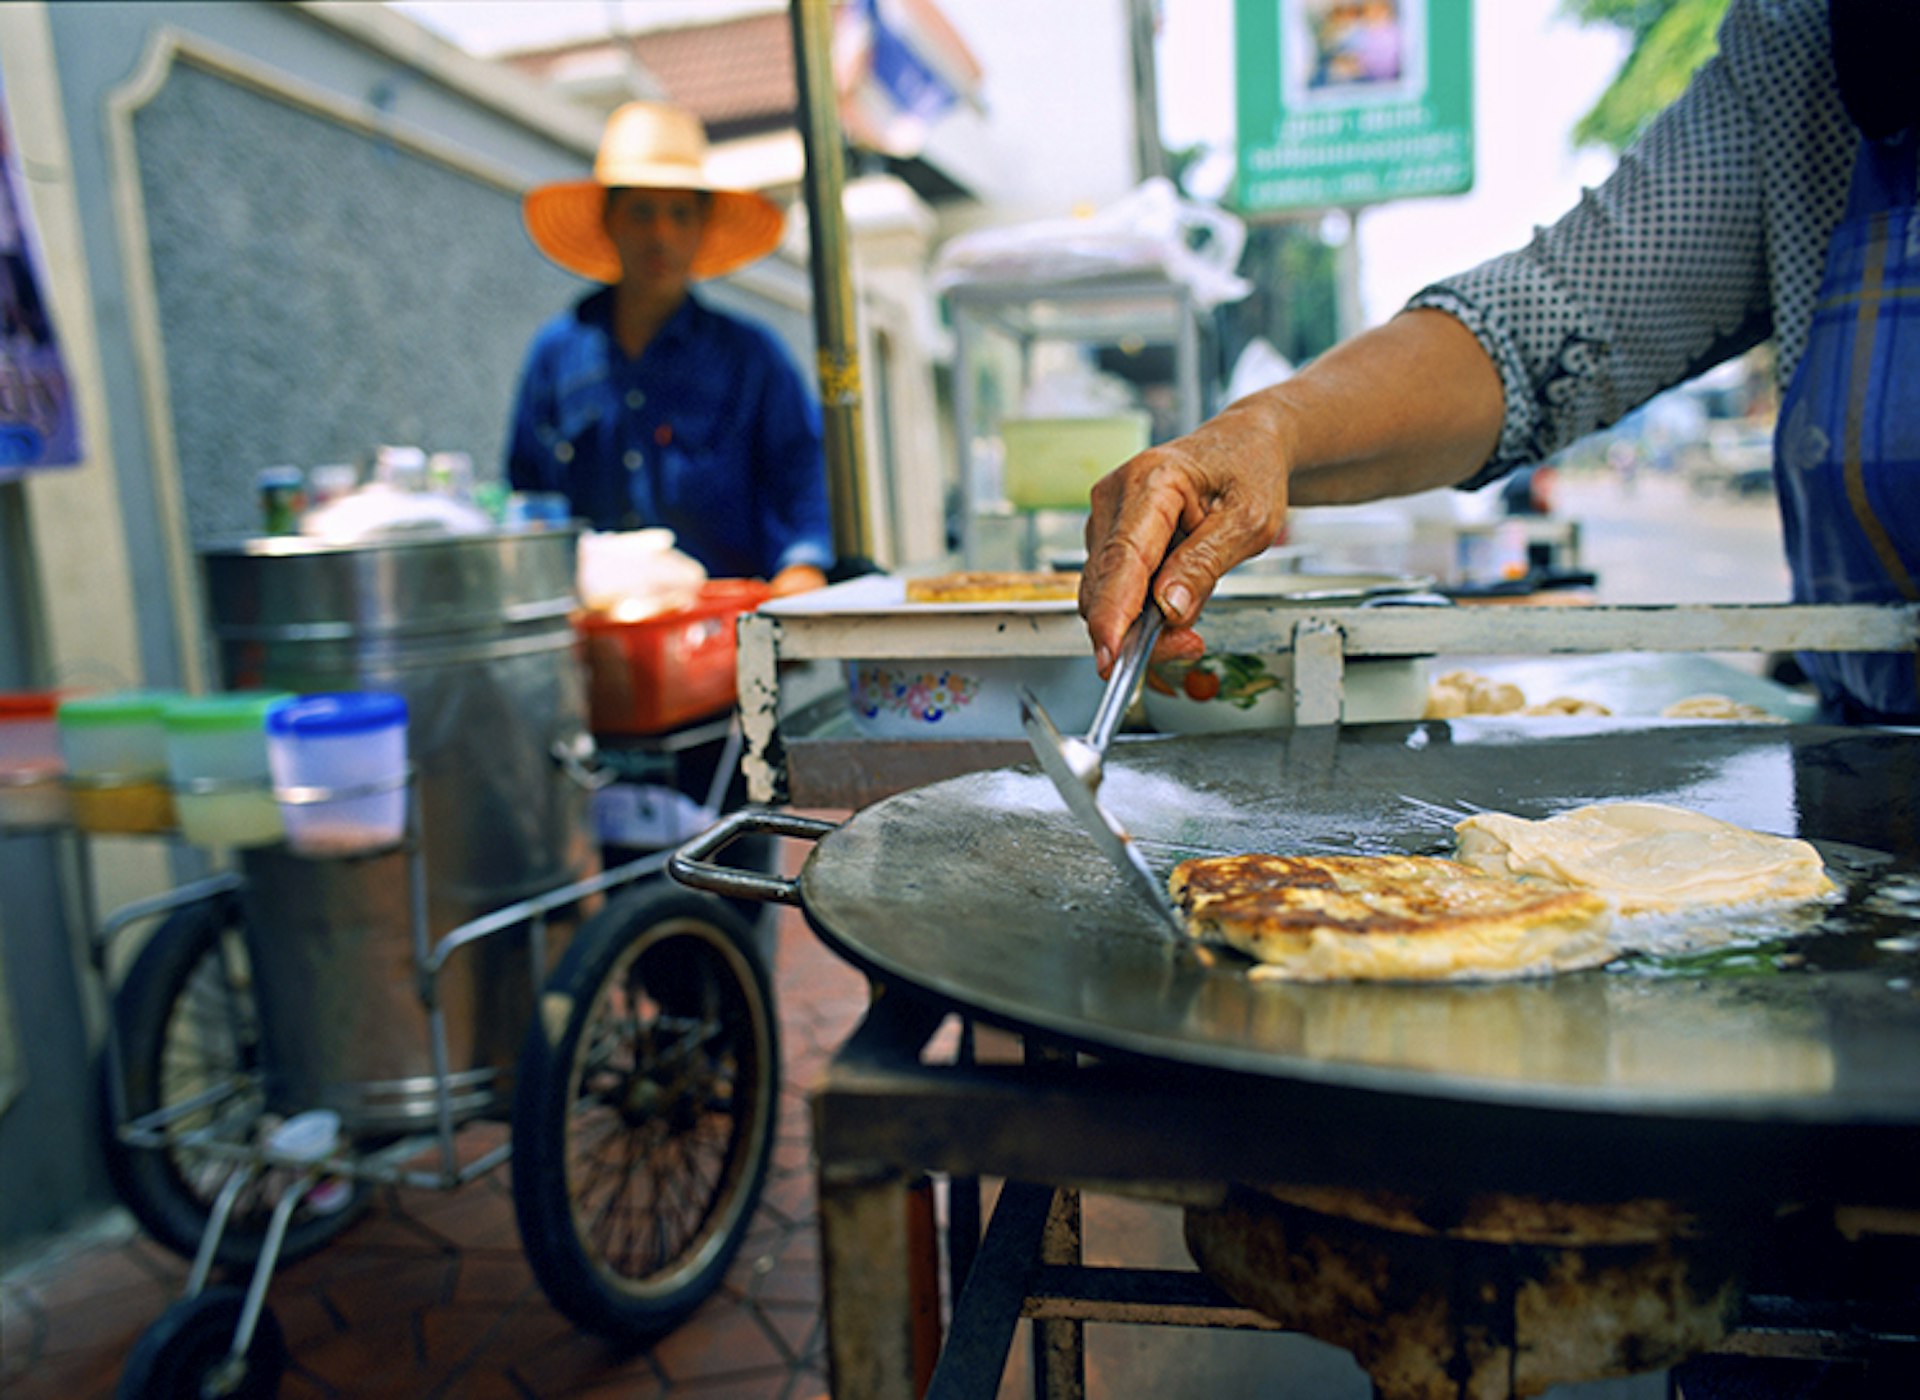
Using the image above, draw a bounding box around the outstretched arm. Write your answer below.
[1078,308,1503,674]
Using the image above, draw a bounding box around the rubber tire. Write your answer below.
[102,892,367,1267]
[511,883,779,1341]
[114,1286,287,1399]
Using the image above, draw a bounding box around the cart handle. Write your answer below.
[670,808,836,906]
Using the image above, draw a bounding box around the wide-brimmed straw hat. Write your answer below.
[522,101,785,282]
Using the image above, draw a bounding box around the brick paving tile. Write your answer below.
[506,1330,664,1397]
[787,1364,831,1400]
[666,1370,799,1399]
[427,1368,534,1400]
[416,1300,521,1370]
[755,1302,821,1362]
[448,1248,542,1305]
[293,1321,426,1394]
[36,1276,175,1362]
[0,1284,46,1378]
[30,1235,176,1312]
[17,1346,128,1400]
[272,1288,348,1355]
[456,1299,581,1371]
[564,1370,670,1399]
[754,1171,813,1228]
[395,1180,525,1251]
[278,1369,335,1399]
[316,1253,459,1330]
[647,1299,786,1383]
[319,1204,465,1258]
[747,1257,821,1311]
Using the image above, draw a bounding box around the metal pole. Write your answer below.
[789,0,873,567]
[1126,0,1167,183]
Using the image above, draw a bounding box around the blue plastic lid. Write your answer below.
[266,691,407,738]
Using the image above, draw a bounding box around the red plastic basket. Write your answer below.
[575,579,773,735]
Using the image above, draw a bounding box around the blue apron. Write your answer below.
[1774,132,1920,723]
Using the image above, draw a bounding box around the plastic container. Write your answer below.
[58,691,182,834]
[1000,414,1151,510]
[266,691,409,857]
[575,579,772,734]
[164,692,293,848]
[0,690,71,830]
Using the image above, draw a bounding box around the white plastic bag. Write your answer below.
[576,529,707,621]
[932,178,1252,310]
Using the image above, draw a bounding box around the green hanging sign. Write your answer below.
[1234,0,1475,214]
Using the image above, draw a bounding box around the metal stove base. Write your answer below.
[813,988,1920,1400]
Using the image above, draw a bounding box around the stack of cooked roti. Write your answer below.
[1169,802,1833,983]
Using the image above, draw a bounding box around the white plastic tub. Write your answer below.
[57,691,182,834]
[164,692,292,848]
[266,692,409,857]
[0,691,70,830]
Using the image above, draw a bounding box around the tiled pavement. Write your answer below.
[0,883,871,1400]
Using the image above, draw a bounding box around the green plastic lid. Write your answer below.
[57,690,185,727]
[162,692,295,733]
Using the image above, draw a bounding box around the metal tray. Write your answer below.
[797,719,1920,1123]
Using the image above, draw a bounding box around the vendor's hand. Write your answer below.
[1079,404,1291,677]
[768,563,828,597]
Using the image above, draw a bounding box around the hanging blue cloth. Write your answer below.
[1773,131,1920,722]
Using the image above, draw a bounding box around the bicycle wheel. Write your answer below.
[511,882,779,1340]
[103,891,367,1267]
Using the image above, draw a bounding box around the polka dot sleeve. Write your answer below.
[1405,0,1853,489]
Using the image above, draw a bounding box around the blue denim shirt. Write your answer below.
[506,288,833,579]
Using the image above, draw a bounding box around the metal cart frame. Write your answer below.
[83,726,779,1398]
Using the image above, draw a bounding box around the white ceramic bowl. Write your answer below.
[845,656,1104,739]
[1143,653,1428,733]
[1141,570,1436,733]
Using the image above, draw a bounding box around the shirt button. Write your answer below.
[625,390,645,410]
[554,441,574,464]
[624,450,644,471]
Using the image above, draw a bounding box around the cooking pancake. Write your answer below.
[904,569,1080,603]
[1168,853,1613,983]
[1453,802,1834,915]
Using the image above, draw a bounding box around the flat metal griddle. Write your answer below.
[798,719,1920,1124]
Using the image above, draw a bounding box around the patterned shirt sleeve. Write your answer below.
[1406,0,1794,489]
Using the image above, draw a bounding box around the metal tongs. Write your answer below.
[1019,607,1188,939]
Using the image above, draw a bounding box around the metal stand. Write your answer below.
[811,985,1920,1400]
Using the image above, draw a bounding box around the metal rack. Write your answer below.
[948,275,1205,568]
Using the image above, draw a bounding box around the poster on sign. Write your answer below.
[0,72,81,477]
[1284,0,1429,110]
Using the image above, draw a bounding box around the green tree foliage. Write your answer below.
[1565,0,1731,150]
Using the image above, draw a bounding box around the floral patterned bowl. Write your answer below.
[1142,651,1427,733]
[844,656,1105,739]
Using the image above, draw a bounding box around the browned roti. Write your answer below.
[904,570,1080,603]
[1168,853,1613,982]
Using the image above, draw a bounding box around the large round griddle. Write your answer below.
[799,720,1920,1124]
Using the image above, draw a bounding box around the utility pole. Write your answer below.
[1126,0,1167,182]
[789,0,874,569]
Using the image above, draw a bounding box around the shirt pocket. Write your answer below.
[653,402,726,511]
[548,370,609,460]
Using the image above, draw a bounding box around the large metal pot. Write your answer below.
[202,529,594,1134]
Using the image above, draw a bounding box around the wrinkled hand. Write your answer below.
[768,563,828,597]
[1078,406,1291,677]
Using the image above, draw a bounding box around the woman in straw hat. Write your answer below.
[507,101,831,594]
